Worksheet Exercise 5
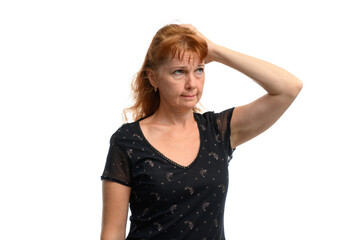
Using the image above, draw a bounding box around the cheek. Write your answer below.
[161,81,183,97]
[197,78,205,92]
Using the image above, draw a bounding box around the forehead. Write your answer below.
[164,52,203,67]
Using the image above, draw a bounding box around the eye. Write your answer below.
[173,69,185,77]
[195,67,204,73]
[194,67,204,76]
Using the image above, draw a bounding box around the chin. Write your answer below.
[174,98,200,111]
[182,103,199,111]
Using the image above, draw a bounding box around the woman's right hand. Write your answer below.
[181,24,218,64]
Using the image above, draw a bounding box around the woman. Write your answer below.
[101,24,302,240]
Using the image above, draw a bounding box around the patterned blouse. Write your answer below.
[101,108,235,240]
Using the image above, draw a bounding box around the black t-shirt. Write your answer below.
[101,108,235,240]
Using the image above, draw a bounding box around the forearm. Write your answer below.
[101,181,130,240]
[100,232,125,240]
[209,44,302,97]
[101,217,126,240]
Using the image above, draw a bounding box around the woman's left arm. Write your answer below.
[209,45,303,148]
[183,24,303,148]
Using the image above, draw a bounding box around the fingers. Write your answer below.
[181,24,197,33]
[181,24,207,41]
[180,24,216,64]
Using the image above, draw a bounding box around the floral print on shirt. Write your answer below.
[101,108,235,240]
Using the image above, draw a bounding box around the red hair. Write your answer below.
[123,24,208,121]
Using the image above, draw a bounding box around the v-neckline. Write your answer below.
[136,113,202,169]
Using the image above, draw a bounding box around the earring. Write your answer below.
[154,87,158,92]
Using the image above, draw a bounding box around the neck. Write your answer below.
[151,104,195,127]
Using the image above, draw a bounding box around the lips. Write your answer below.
[181,94,196,99]
[181,92,196,97]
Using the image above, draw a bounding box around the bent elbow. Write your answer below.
[294,78,303,95]
[287,77,303,99]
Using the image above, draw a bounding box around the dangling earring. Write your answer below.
[154,87,158,92]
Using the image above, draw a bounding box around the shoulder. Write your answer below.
[195,108,235,125]
[110,122,139,144]
[108,121,147,163]
[194,110,216,124]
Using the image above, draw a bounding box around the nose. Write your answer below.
[185,73,197,90]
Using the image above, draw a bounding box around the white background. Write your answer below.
[1,0,359,239]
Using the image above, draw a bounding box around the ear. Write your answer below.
[146,69,157,88]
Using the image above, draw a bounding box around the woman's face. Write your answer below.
[155,52,205,112]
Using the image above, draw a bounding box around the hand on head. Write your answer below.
[180,24,217,64]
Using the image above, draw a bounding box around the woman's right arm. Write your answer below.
[101,180,131,240]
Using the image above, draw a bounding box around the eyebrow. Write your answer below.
[169,64,205,69]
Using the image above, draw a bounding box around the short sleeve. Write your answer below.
[214,107,235,162]
[101,135,132,187]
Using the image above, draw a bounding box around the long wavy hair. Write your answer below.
[123,24,208,121]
